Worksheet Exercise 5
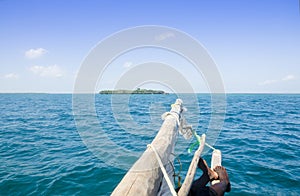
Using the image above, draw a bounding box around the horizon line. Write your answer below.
[0,92,300,94]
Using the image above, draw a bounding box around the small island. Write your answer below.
[99,88,166,94]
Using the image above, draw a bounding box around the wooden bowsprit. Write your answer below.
[111,99,184,196]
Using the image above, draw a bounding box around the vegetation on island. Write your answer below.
[99,88,166,94]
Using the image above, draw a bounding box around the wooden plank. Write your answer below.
[178,134,206,196]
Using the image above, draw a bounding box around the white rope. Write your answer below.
[161,112,180,126]
[205,142,217,151]
[191,129,217,151]
[147,144,177,196]
[178,117,193,140]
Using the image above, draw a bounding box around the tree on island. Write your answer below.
[99,88,166,94]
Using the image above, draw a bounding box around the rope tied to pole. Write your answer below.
[188,129,216,153]
[161,111,180,127]
[161,100,186,127]
[147,144,178,196]
[170,153,182,188]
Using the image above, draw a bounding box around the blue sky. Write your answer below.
[0,0,299,93]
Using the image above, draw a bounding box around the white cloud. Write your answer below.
[29,65,63,77]
[282,74,295,81]
[123,61,133,68]
[259,74,296,86]
[25,48,47,59]
[259,79,277,86]
[4,73,19,79]
[155,32,175,41]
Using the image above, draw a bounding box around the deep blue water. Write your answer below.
[0,94,299,195]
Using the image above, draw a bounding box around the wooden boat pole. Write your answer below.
[178,134,206,196]
[111,99,183,196]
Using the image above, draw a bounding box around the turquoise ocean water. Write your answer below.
[0,94,299,195]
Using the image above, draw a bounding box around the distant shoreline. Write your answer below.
[99,88,167,94]
[1,92,300,95]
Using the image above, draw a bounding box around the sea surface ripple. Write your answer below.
[0,94,299,195]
